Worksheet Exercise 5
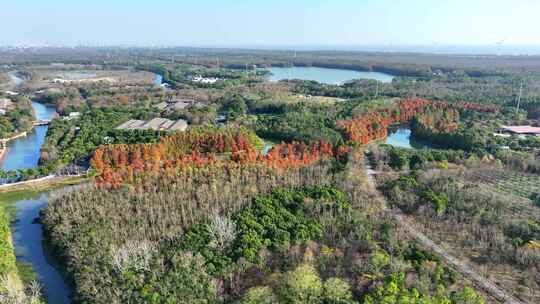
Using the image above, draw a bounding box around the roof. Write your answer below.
[169,120,188,131]
[0,98,12,109]
[155,102,169,110]
[172,101,190,110]
[116,120,146,130]
[502,126,540,134]
[142,118,172,130]
[116,118,188,131]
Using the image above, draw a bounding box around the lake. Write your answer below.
[266,66,394,84]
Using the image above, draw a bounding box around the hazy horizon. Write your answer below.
[2,0,540,55]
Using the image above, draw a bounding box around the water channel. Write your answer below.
[2,73,71,303]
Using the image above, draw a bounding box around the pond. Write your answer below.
[7,71,26,86]
[384,127,431,149]
[266,66,394,84]
[154,73,163,86]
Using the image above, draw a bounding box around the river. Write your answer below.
[266,66,394,84]
[3,72,71,303]
[1,102,56,171]
[11,193,71,303]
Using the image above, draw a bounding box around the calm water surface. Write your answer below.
[154,73,163,86]
[11,193,71,304]
[7,71,25,86]
[1,90,71,302]
[266,66,394,84]
[1,102,56,171]
[385,127,431,149]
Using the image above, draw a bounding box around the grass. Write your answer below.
[0,176,87,219]
[16,262,37,284]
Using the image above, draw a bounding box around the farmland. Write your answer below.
[466,167,540,202]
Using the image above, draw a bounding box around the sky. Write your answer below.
[2,0,540,49]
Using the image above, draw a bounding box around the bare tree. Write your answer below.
[210,213,237,250]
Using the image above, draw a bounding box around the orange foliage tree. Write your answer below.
[91,127,349,189]
[337,98,497,144]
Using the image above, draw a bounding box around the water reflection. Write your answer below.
[12,193,71,304]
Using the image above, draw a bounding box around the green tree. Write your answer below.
[410,153,426,169]
[451,287,485,304]
[388,148,408,170]
[242,286,278,304]
[277,263,323,304]
[323,278,356,304]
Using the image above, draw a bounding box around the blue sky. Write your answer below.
[1,0,540,47]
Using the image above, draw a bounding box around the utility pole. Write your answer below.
[516,81,523,114]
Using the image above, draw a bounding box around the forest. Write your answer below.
[43,144,486,303]
[0,47,538,304]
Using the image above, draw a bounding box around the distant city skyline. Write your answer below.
[2,0,540,53]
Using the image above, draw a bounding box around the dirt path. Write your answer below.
[363,160,524,304]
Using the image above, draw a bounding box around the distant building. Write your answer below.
[116,118,188,132]
[155,99,197,111]
[498,126,540,137]
[189,76,221,84]
[0,98,12,109]
[63,112,81,121]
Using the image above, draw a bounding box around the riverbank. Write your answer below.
[0,175,86,197]
[0,175,84,301]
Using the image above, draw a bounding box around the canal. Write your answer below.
[2,73,71,303]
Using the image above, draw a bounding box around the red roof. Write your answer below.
[502,126,540,134]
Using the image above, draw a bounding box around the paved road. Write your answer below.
[363,160,524,304]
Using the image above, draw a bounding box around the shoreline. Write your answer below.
[0,175,86,193]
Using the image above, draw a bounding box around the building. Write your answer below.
[63,112,81,121]
[116,118,188,132]
[189,76,221,84]
[155,99,196,111]
[498,126,540,138]
[0,98,12,109]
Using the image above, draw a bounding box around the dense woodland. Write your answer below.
[43,146,486,304]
